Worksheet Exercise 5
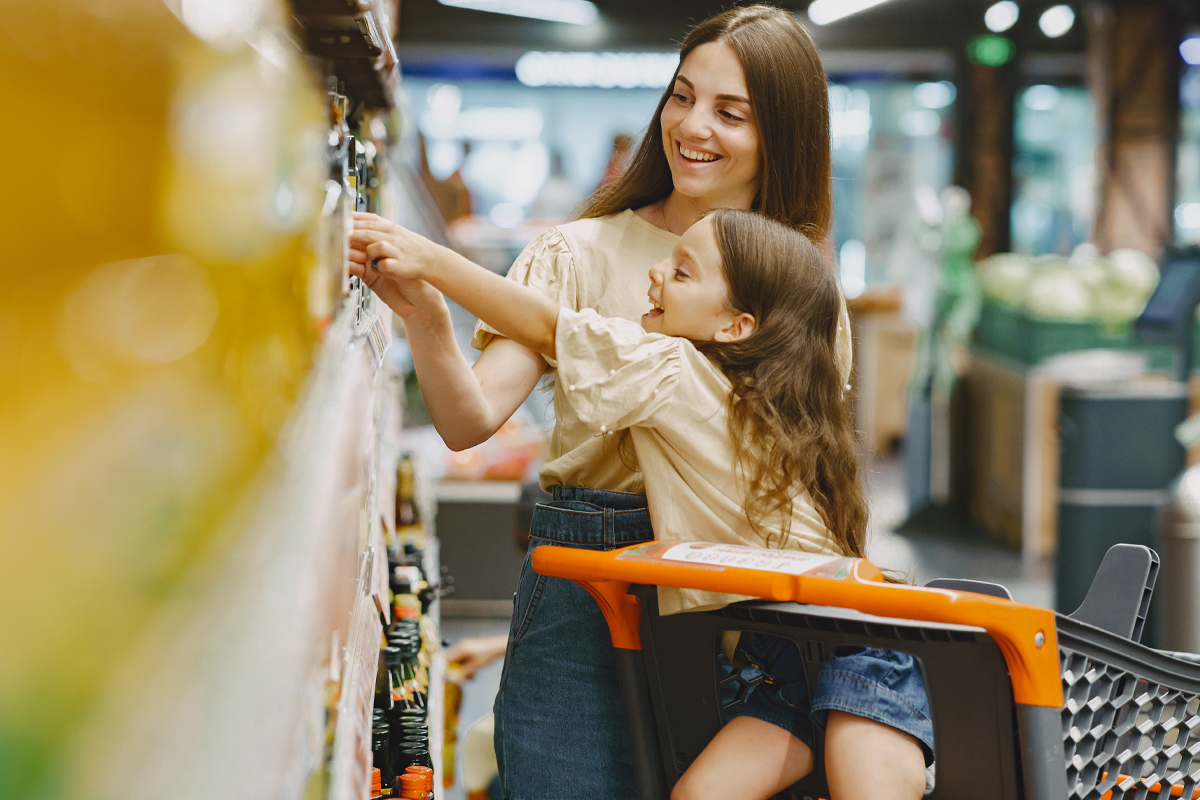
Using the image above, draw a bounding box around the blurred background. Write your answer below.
[3,0,1200,798]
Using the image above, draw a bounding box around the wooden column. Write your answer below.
[958,61,1016,259]
[1088,1,1180,258]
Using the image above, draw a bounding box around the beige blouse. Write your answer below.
[555,308,845,614]
[471,208,855,501]
[472,210,679,493]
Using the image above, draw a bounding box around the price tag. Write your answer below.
[657,542,844,576]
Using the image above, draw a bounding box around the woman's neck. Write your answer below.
[636,191,753,237]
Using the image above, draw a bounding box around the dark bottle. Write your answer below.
[371,718,396,797]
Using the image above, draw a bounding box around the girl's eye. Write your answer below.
[674,268,687,279]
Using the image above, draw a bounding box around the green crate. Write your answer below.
[975,302,1031,363]
[976,302,1200,370]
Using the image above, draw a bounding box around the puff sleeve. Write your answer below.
[471,227,578,367]
[554,308,684,433]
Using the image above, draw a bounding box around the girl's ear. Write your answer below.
[714,312,756,343]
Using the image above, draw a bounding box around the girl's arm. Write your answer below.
[346,214,552,451]
[350,222,561,361]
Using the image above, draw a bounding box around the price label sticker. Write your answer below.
[658,542,845,576]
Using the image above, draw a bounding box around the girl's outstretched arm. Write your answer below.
[350,221,560,361]
[347,213,549,451]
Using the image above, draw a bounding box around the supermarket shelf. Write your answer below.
[435,480,523,504]
[292,0,399,109]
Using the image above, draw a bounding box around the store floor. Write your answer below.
[440,452,1053,798]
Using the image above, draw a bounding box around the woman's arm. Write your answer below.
[350,218,562,360]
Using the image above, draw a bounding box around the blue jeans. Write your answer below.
[721,635,936,766]
[494,486,653,800]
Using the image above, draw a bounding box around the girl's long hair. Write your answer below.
[579,5,833,242]
[698,209,867,558]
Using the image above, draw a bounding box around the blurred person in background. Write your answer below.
[596,132,634,191]
[417,134,473,225]
[349,6,859,798]
[533,150,583,222]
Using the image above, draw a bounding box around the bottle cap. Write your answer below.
[405,765,434,791]
[371,767,382,796]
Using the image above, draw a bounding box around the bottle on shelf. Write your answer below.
[371,717,396,797]
[394,456,423,550]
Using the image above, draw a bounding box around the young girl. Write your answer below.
[349,208,933,800]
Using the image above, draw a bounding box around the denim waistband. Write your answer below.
[551,485,648,510]
[532,486,653,549]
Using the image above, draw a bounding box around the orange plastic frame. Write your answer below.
[532,541,1064,708]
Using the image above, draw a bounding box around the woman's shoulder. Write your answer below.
[554,209,677,258]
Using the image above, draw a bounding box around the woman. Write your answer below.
[353,6,884,798]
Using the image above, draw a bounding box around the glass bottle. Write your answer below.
[394,456,422,549]
[371,718,395,797]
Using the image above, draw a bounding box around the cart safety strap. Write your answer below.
[532,540,1064,708]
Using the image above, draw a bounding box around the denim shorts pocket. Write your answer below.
[536,500,605,515]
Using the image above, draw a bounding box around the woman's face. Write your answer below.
[660,40,762,211]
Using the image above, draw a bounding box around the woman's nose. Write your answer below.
[678,104,710,139]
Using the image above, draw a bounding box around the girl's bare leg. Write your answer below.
[671,715,814,800]
[824,710,926,800]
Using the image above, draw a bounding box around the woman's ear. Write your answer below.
[714,312,756,343]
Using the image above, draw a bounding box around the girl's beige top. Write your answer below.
[472,210,679,494]
[471,208,854,502]
[554,307,845,614]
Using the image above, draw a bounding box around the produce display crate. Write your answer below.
[975,301,1178,370]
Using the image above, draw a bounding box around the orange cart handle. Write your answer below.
[532,541,1063,709]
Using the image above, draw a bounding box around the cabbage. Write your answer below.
[1092,283,1147,326]
[1025,269,1093,320]
[1107,248,1159,298]
[978,253,1032,304]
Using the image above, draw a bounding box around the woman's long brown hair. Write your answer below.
[580,5,833,242]
[698,209,867,558]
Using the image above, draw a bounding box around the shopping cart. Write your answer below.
[531,539,1200,800]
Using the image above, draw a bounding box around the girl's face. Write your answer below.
[660,41,762,211]
[643,216,754,342]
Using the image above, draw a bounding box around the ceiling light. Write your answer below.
[1182,35,1200,66]
[807,0,895,26]
[437,0,598,26]
[515,51,679,88]
[1039,5,1075,38]
[984,1,1019,33]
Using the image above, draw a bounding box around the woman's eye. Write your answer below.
[720,110,745,122]
[671,92,692,103]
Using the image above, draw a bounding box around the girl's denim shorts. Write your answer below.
[719,633,936,766]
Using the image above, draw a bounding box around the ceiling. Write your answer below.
[395,0,1091,57]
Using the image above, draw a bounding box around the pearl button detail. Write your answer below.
[609,369,616,376]
[569,384,576,392]
[600,425,607,433]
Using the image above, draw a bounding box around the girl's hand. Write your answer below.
[348,213,445,320]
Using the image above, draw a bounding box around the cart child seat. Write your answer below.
[531,540,1200,800]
